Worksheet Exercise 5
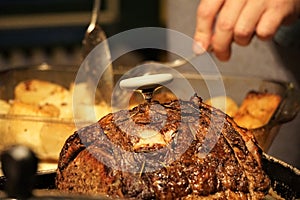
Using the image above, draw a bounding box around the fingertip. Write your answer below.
[193,41,206,54]
[233,26,254,46]
[193,32,212,54]
[256,11,282,40]
[256,26,276,41]
[234,34,253,46]
[212,44,231,61]
[215,52,231,61]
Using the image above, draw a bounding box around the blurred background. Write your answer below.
[0,0,299,168]
[0,0,166,67]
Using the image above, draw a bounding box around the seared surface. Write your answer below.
[56,95,270,199]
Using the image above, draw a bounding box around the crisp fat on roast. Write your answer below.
[56,95,270,199]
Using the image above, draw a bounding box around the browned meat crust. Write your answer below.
[56,95,270,199]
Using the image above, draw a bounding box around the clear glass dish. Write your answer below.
[113,65,300,151]
[0,63,299,165]
[0,63,111,165]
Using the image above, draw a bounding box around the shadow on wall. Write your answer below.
[273,21,300,87]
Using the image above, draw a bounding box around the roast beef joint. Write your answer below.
[56,95,271,199]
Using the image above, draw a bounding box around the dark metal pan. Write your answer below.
[262,153,300,199]
[0,153,299,199]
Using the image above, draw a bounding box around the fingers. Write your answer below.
[234,0,265,46]
[212,0,247,60]
[256,13,282,40]
[256,8,289,40]
[193,0,224,53]
[194,0,300,61]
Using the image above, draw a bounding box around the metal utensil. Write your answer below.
[119,54,198,82]
[139,43,214,69]
[81,0,114,104]
[120,73,174,102]
[142,54,197,68]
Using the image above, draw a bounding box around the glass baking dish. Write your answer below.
[0,63,112,165]
[113,65,300,152]
[184,72,300,151]
[0,63,299,165]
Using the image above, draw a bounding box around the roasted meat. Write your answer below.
[56,95,270,199]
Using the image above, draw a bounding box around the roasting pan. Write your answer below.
[0,153,299,199]
[0,63,299,157]
[0,64,299,199]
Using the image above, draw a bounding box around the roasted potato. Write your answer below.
[205,96,239,117]
[233,91,281,129]
[0,99,10,114]
[15,79,69,104]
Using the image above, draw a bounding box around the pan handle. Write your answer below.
[268,82,300,126]
[251,82,300,151]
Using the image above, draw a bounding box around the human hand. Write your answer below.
[193,0,300,61]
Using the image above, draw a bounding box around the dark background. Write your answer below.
[0,0,165,67]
